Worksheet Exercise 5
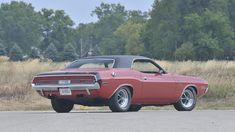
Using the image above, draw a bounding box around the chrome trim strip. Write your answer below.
[109,84,134,99]
[40,89,44,96]
[86,88,91,95]
[32,82,100,91]
[35,74,98,81]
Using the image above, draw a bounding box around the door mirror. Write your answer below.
[159,69,164,74]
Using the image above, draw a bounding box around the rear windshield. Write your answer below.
[66,59,114,69]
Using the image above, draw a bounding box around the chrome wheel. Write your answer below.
[181,89,194,108]
[117,89,129,108]
[109,87,131,112]
[174,88,197,111]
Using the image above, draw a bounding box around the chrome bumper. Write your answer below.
[31,82,100,91]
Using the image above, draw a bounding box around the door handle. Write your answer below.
[143,77,148,80]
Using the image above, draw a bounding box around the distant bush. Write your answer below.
[9,44,23,61]
[44,43,59,61]
[62,44,78,61]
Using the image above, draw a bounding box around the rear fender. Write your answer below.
[109,84,134,99]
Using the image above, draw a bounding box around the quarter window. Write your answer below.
[132,60,160,74]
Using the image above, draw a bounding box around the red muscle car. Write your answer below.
[32,55,208,113]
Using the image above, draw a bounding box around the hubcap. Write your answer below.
[117,89,129,108]
[181,89,194,108]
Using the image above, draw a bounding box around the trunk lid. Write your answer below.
[32,68,108,86]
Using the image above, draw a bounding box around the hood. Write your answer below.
[170,73,208,84]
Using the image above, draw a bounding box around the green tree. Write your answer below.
[75,23,96,57]
[175,42,195,60]
[9,43,23,61]
[92,3,127,55]
[127,10,148,23]
[114,21,145,55]
[98,36,125,55]
[0,26,4,40]
[92,2,127,19]
[40,9,75,52]
[0,1,41,53]
[143,0,181,59]
[142,0,235,60]
[29,47,41,59]
[62,44,77,61]
[228,0,235,30]
[183,10,234,60]
[44,43,59,61]
[0,42,6,56]
[39,9,54,51]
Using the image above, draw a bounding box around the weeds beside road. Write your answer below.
[0,57,234,110]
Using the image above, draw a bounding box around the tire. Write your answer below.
[109,87,132,112]
[128,105,142,112]
[174,88,197,111]
[51,99,74,113]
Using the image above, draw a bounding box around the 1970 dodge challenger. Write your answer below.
[32,55,208,113]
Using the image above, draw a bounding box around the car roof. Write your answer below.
[83,55,151,68]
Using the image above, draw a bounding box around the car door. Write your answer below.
[132,59,176,104]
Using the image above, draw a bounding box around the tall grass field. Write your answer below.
[0,56,235,110]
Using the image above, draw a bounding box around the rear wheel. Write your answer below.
[109,87,131,112]
[128,105,142,112]
[174,88,197,111]
[51,99,74,113]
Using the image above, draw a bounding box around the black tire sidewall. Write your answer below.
[109,87,132,112]
[128,105,142,112]
[51,99,74,113]
[174,88,197,111]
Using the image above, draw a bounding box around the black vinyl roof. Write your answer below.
[84,55,151,68]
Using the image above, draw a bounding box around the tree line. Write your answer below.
[0,0,235,61]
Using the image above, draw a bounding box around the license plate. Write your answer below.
[58,80,71,85]
[59,88,72,95]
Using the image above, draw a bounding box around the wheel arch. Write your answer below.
[109,84,134,99]
[177,84,198,102]
[187,86,198,95]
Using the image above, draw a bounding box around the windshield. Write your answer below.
[66,59,114,69]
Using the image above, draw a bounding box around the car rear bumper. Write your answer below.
[31,82,100,91]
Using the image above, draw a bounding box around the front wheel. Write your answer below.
[174,88,197,111]
[109,87,132,112]
[51,99,74,113]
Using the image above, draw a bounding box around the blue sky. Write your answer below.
[0,0,155,24]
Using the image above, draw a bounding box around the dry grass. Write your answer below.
[0,58,65,110]
[0,57,235,110]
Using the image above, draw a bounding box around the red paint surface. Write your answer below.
[32,68,208,105]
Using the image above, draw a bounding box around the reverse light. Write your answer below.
[205,87,209,93]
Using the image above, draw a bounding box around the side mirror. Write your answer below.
[159,69,164,75]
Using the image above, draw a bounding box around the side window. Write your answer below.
[132,60,160,74]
